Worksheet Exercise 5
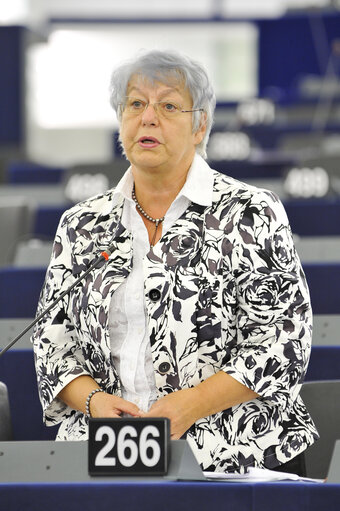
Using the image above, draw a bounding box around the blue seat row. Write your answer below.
[0,346,338,441]
[0,263,338,318]
[30,199,340,241]
[7,161,65,184]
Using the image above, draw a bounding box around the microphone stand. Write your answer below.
[0,245,115,358]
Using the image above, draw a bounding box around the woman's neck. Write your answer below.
[131,166,189,219]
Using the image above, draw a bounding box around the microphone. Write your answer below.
[0,243,116,358]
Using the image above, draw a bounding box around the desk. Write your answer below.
[0,480,340,511]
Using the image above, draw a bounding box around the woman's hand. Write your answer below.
[57,375,142,419]
[141,372,259,439]
[142,388,201,439]
[89,391,142,419]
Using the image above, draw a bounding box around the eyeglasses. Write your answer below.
[118,96,204,119]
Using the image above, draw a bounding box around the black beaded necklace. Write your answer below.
[132,185,165,248]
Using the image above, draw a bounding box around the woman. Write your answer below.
[32,49,318,474]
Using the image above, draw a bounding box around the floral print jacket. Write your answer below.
[32,164,318,473]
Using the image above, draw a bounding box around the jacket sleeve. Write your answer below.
[31,209,91,426]
[221,189,312,410]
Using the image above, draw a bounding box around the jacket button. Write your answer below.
[148,288,161,302]
[158,362,171,374]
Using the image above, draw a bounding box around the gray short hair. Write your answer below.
[109,49,216,159]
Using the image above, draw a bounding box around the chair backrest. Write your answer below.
[313,315,340,345]
[300,380,340,478]
[33,205,67,239]
[0,184,66,205]
[0,351,58,441]
[0,267,46,318]
[278,131,324,153]
[0,382,13,440]
[306,346,340,382]
[0,198,33,266]
[0,318,34,351]
[6,161,64,184]
[13,239,53,268]
[295,237,340,263]
[246,178,288,200]
[303,263,340,314]
[285,200,340,236]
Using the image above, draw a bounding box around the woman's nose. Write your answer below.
[141,103,159,125]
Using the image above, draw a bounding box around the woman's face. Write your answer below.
[119,75,206,177]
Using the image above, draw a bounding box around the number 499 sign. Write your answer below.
[88,418,170,476]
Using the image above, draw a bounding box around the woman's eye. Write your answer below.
[131,100,144,109]
[163,102,177,112]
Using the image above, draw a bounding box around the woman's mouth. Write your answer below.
[138,137,161,148]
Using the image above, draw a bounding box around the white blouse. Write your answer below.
[108,157,212,412]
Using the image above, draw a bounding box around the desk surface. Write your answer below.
[0,439,339,511]
[0,479,339,511]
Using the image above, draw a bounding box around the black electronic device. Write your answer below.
[88,417,170,476]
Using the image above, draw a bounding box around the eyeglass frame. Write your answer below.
[118,96,204,119]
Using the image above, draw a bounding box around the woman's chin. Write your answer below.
[130,153,169,172]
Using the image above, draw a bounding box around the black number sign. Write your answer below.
[88,417,170,476]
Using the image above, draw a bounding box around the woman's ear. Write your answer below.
[194,112,207,146]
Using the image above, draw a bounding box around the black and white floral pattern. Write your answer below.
[32,164,318,473]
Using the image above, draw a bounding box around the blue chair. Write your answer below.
[304,263,340,314]
[285,199,340,236]
[0,267,46,318]
[33,205,68,239]
[306,347,340,382]
[0,350,58,440]
[6,161,64,184]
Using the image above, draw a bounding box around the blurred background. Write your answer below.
[2,2,340,466]
[0,0,340,307]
